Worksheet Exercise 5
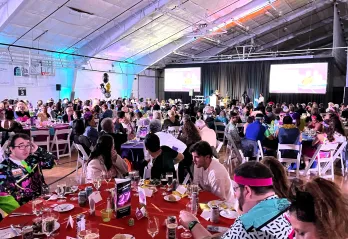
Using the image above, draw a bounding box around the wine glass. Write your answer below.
[166,172,173,192]
[41,185,51,200]
[56,183,66,202]
[102,171,112,189]
[147,216,159,238]
[93,177,102,191]
[32,199,43,216]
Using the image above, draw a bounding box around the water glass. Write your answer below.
[57,183,66,202]
[166,172,173,191]
[147,216,159,238]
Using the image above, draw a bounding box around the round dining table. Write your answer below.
[0,182,235,238]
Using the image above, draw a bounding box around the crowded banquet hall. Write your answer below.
[2,0,348,238]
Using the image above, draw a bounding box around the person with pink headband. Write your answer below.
[179,162,292,239]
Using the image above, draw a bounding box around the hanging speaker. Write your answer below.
[56,84,61,91]
[189,89,194,96]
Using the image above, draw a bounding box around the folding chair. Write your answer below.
[50,128,72,159]
[257,140,264,162]
[31,130,50,150]
[277,144,302,178]
[321,141,347,176]
[0,140,8,163]
[74,144,89,181]
[216,140,223,154]
[304,143,339,180]
[214,122,226,141]
[225,140,245,177]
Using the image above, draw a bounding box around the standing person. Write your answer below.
[288,177,348,239]
[179,162,292,239]
[0,133,56,206]
[257,93,264,105]
[242,91,250,104]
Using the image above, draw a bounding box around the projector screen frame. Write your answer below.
[164,67,202,93]
[269,62,328,94]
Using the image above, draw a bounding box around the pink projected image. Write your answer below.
[269,63,328,94]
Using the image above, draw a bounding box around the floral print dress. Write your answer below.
[0,147,56,205]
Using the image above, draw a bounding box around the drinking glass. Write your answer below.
[102,171,112,189]
[32,199,43,216]
[133,175,140,196]
[147,216,159,238]
[166,172,173,192]
[180,208,193,238]
[56,183,66,202]
[85,228,100,239]
[68,177,79,201]
[42,211,59,238]
[160,174,167,194]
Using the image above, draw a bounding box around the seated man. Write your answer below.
[195,120,217,148]
[144,119,187,181]
[191,141,234,202]
[0,133,56,206]
[180,162,292,239]
[62,106,74,123]
[241,114,273,158]
[225,112,241,148]
[144,133,184,179]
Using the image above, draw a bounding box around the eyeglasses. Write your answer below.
[233,186,240,192]
[14,144,31,150]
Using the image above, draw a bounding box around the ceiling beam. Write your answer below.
[0,0,30,32]
[194,1,332,61]
[74,0,171,65]
[293,33,333,50]
[255,18,333,52]
[129,0,279,73]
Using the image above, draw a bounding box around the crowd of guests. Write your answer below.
[0,97,348,239]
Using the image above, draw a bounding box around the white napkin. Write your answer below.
[47,194,58,201]
[200,209,211,221]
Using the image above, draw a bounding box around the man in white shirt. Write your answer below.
[191,141,234,202]
[195,120,217,148]
[144,119,187,162]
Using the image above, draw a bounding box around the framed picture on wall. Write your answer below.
[18,87,26,96]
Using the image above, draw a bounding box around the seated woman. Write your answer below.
[72,119,92,156]
[83,111,98,146]
[0,133,56,205]
[308,113,323,132]
[276,116,301,159]
[36,105,51,121]
[14,101,31,121]
[288,177,348,239]
[215,110,228,125]
[0,110,23,145]
[178,120,201,183]
[86,134,128,182]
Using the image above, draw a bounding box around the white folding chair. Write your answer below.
[257,140,263,162]
[50,128,72,159]
[216,140,223,154]
[304,143,339,180]
[321,141,347,176]
[31,130,50,150]
[225,140,245,177]
[0,140,9,163]
[214,122,226,141]
[74,143,88,180]
[277,144,302,178]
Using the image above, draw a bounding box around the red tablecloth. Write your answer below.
[0,183,235,238]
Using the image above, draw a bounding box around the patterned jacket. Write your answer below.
[0,147,56,205]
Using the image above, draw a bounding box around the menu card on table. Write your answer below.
[114,178,132,218]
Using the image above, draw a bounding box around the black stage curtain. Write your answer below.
[167,58,334,105]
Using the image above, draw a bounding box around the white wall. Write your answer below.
[0,63,73,103]
[132,69,157,100]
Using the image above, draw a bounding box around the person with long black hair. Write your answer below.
[86,134,128,182]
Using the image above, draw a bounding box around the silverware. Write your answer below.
[8,213,33,217]
[0,224,22,230]
[11,212,33,216]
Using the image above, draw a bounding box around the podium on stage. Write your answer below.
[210,94,218,108]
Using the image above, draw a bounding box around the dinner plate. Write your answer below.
[164,194,181,202]
[53,204,74,212]
[220,210,238,219]
[112,234,135,239]
[207,200,234,211]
